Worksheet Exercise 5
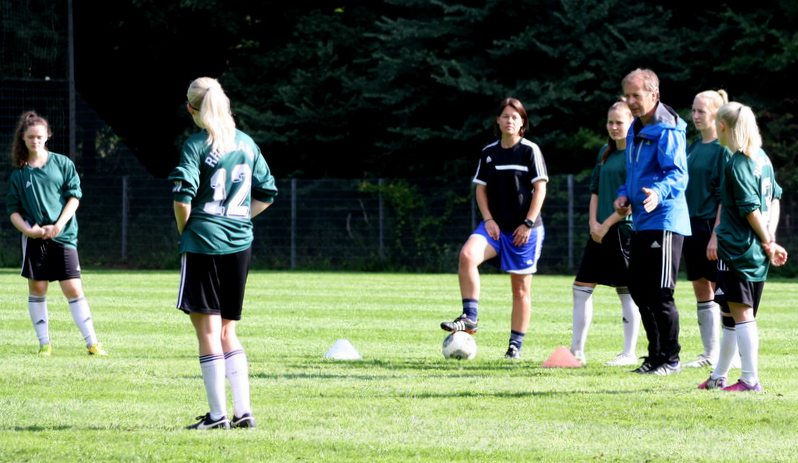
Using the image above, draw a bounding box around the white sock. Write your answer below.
[736,320,760,386]
[570,285,594,355]
[696,301,720,359]
[68,296,98,347]
[200,354,227,420]
[712,324,737,380]
[225,349,252,417]
[28,295,50,346]
[617,287,639,357]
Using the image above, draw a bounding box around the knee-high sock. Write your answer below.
[617,287,639,357]
[28,295,50,346]
[712,323,737,380]
[200,354,227,420]
[736,320,760,386]
[696,301,720,358]
[225,349,251,417]
[570,285,594,354]
[68,296,98,347]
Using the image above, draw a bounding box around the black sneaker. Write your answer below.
[645,362,682,376]
[231,412,256,428]
[631,358,657,374]
[186,413,231,430]
[440,314,478,334]
[505,344,521,359]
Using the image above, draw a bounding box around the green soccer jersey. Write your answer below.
[686,138,732,219]
[589,147,632,234]
[169,129,277,255]
[6,152,82,249]
[716,149,775,281]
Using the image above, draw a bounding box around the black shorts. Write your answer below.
[574,224,631,287]
[715,259,765,315]
[21,236,82,281]
[177,248,252,321]
[683,218,718,282]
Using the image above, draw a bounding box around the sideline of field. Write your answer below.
[1,269,796,462]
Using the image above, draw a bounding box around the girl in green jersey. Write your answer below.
[6,111,107,356]
[698,103,787,392]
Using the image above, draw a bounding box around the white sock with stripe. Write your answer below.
[570,284,594,355]
[28,295,50,346]
[68,296,98,347]
[736,320,760,386]
[225,349,252,417]
[617,287,639,357]
[200,354,227,420]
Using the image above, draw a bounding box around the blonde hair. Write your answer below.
[694,89,729,115]
[716,102,762,157]
[187,77,236,154]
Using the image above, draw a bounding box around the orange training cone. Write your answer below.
[541,346,583,368]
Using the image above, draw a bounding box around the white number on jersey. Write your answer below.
[202,164,253,218]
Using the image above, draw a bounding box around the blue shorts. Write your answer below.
[472,221,544,274]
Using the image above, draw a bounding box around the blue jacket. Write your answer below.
[617,102,691,236]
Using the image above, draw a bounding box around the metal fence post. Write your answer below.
[122,176,128,260]
[378,178,384,259]
[291,178,296,269]
[567,174,574,269]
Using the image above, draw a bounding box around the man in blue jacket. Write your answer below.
[614,69,691,376]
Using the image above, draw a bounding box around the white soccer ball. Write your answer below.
[442,331,477,360]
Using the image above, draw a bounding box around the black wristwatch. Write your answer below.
[523,219,534,228]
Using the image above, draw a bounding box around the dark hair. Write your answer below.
[600,101,632,164]
[493,97,529,138]
[11,111,51,168]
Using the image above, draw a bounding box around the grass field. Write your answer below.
[1,269,797,462]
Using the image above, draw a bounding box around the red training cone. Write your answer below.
[541,346,583,368]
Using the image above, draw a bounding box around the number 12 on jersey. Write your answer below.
[203,164,252,218]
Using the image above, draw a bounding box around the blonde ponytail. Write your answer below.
[716,102,762,158]
[187,77,236,154]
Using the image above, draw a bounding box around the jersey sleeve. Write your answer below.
[730,157,761,217]
[168,143,201,204]
[589,148,605,195]
[61,157,82,200]
[712,145,733,203]
[6,170,22,216]
[251,146,278,203]
[527,142,548,184]
[472,153,487,186]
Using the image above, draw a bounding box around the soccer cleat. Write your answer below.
[504,344,521,359]
[645,362,682,376]
[231,413,256,428]
[186,413,231,429]
[684,354,716,368]
[38,344,52,356]
[88,343,108,356]
[440,314,478,334]
[571,350,586,366]
[603,353,638,366]
[698,375,727,390]
[722,380,762,393]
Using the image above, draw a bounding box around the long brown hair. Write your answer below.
[600,101,632,164]
[11,111,51,168]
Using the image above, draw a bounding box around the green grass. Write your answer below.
[1,269,797,462]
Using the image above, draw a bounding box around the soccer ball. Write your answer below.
[442,331,477,360]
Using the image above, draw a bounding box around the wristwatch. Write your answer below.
[523,219,534,228]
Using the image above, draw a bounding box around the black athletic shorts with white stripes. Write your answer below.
[177,247,252,321]
[21,236,81,282]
